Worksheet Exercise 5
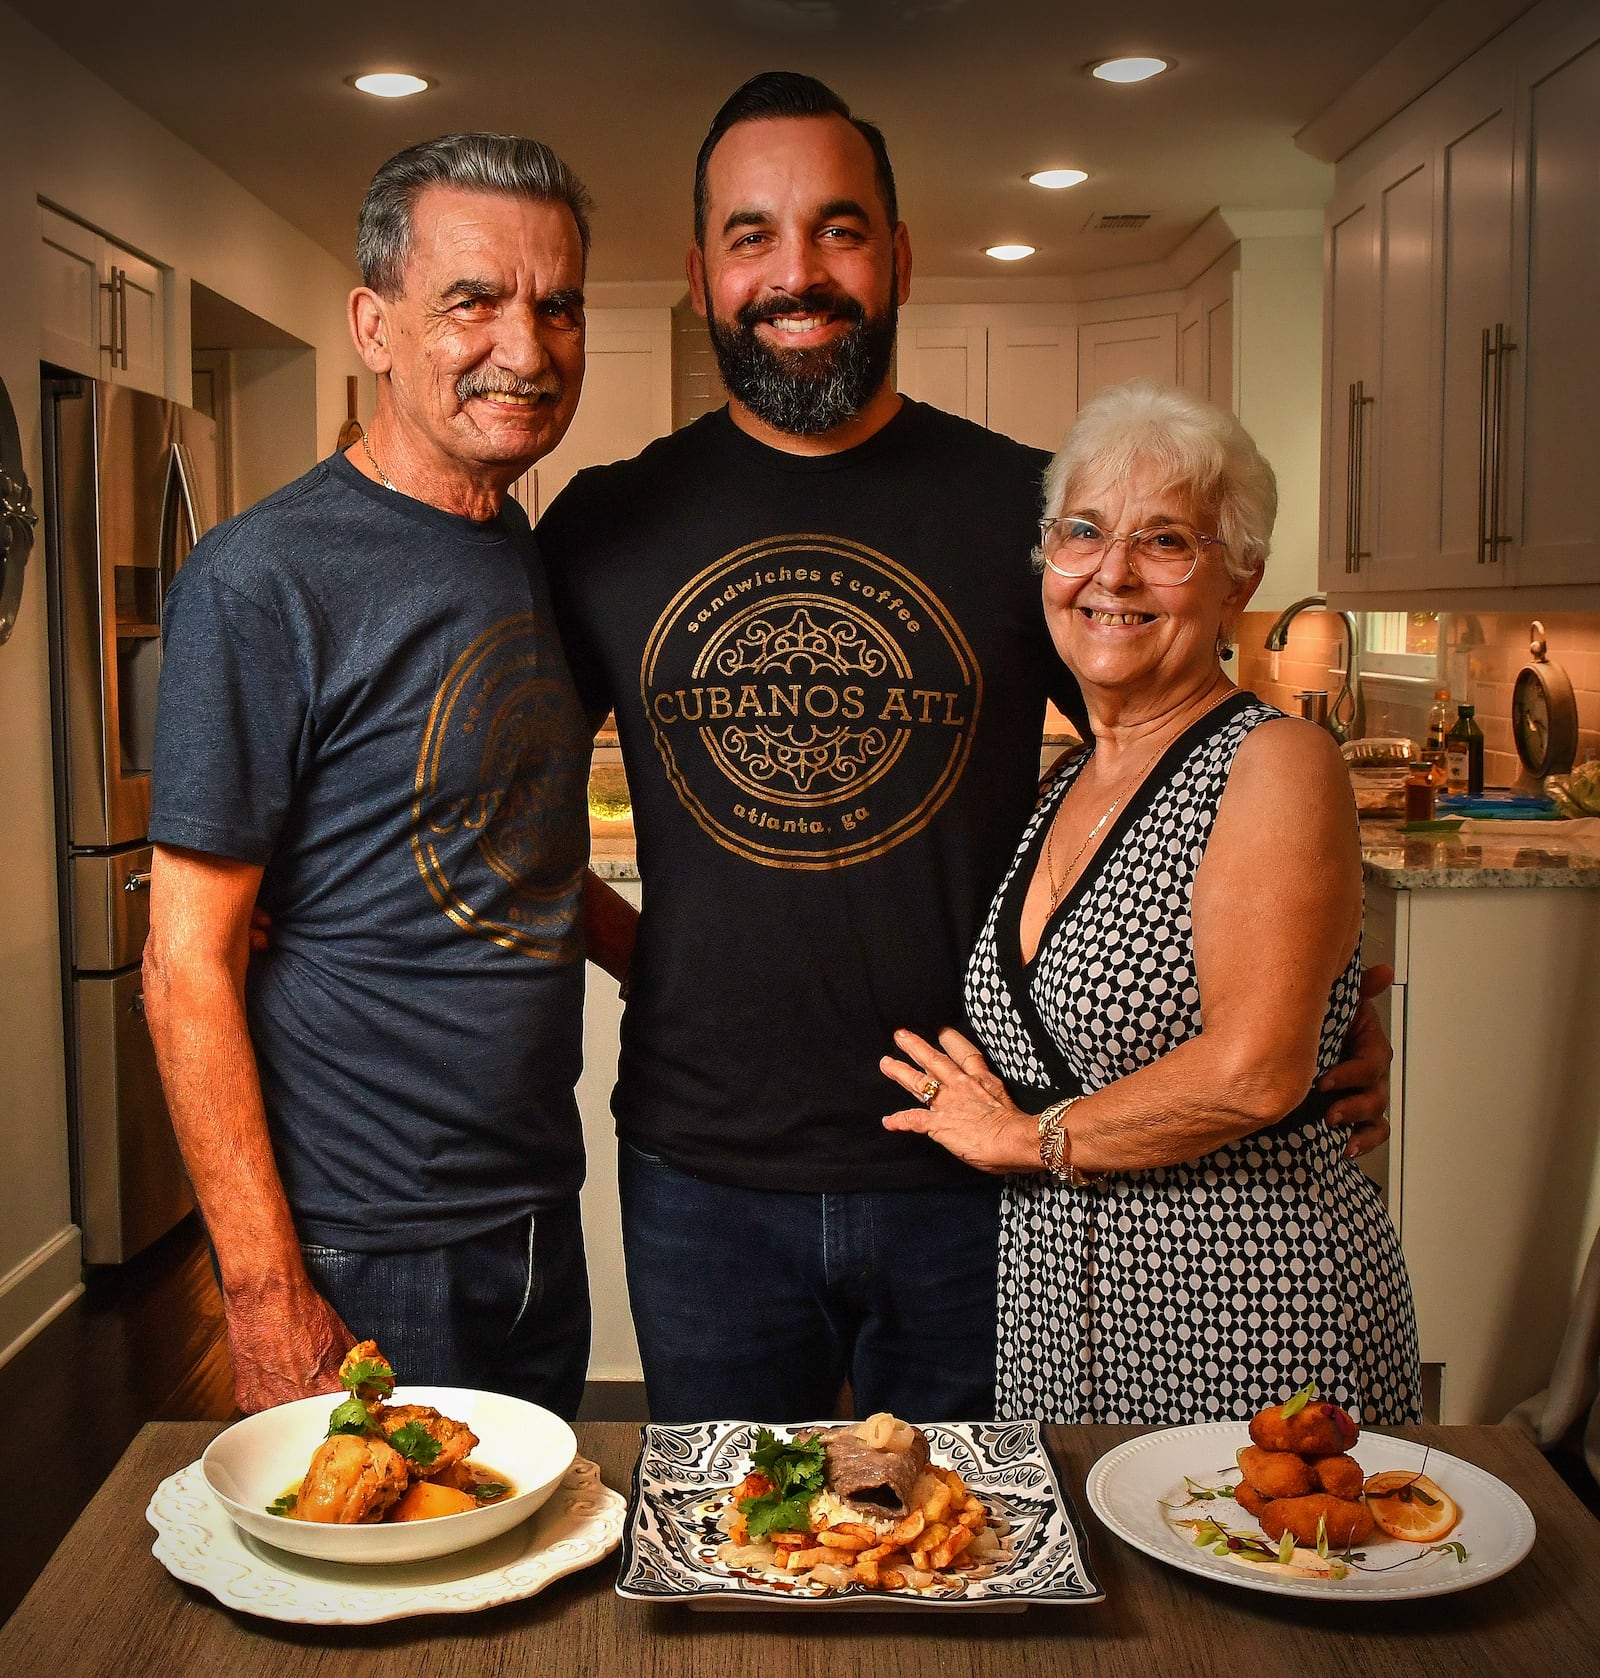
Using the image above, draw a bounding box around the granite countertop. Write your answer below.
[595,819,1600,889]
[1360,819,1600,889]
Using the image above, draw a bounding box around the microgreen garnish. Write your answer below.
[1280,1379,1318,1419]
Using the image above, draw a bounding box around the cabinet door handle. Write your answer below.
[1349,379,1373,572]
[1477,327,1494,564]
[1345,381,1359,573]
[1489,322,1515,560]
[117,266,129,369]
[99,267,124,365]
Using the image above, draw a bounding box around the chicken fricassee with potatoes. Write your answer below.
[268,1343,512,1524]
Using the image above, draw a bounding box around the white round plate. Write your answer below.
[1086,1423,1535,1601]
[202,1385,575,1564]
[148,1455,625,1623]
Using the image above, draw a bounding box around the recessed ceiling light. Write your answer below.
[1088,56,1171,84]
[985,244,1036,262]
[1028,169,1089,191]
[351,72,431,98]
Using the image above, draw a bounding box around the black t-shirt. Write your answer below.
[539,401,1083,1192]
[150,453,592,1251]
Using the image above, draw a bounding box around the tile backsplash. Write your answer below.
[1236,609,1600,786]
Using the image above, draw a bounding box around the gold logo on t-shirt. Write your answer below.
[641,536,981,868]
[412,613,586,957]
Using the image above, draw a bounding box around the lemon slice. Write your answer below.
[1363,1470,1459,1542]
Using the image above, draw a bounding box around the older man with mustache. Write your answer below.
[143,134,601,1416]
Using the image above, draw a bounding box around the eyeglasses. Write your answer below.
[1037,516,1226,587]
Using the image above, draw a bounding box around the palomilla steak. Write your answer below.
[819,1425,930,1516]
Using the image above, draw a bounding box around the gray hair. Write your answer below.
[1038,379,1277,580]
[357,132,594,298]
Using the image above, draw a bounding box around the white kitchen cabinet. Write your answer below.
[1076,314,1177,408]
[895,323,989,429]
[1318,147,1433,595]
[1321,0,1600,604]
[1363,879,1600,1423]
[1507,18,1600,589]
[38,204,166,397]
[579,877,643,1384]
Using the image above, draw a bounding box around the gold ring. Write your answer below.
[917,1077,941,1104]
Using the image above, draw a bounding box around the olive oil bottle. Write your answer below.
[1445,704,1484,796]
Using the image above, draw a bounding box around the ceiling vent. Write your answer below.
[1083,212,1152,234]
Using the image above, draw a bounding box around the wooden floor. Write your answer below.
[0,1215,233,1625]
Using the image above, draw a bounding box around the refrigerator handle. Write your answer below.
[158,441,203,604]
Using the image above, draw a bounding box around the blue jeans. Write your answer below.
[299,1199,590,1420]
[618,1144,1001,1423]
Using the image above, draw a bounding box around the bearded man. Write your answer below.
[144,134,603,1417]
[538,73,1393,1423]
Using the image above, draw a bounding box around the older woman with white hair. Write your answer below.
[880,380,1420,1425]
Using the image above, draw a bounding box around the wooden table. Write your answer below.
[2,1423,1595,1677]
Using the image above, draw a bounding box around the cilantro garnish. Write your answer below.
[387,1420,444,1467]
[339,1357,396,1400]
[738,1429,827,1540]
[266,1491,298,1517]
[473,1481,510,1502]
[326,1395,374,1437]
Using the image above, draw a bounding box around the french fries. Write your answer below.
[763,1465,997,1594]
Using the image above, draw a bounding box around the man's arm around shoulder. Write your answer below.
[143,844,351,1411]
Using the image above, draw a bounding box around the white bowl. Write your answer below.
[202,1385,576,1565]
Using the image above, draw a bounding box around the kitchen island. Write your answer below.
[2,1420,1592,1676]
[1357,819,1600,1423]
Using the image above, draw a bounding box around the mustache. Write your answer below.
[736,290,867,331]
[455,368,563,402]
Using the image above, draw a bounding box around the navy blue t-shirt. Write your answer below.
[150,452,591,1251]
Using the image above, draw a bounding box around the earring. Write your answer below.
[1216,630,1235,662]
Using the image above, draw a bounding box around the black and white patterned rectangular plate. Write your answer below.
[616,1419,1104,1611]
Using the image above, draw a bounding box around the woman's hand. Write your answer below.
[880,1027,1041,1174]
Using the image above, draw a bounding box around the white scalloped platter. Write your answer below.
[1087,1423,1535,1602]
[147,1455,625,1623]
[616,1419,1104,1611]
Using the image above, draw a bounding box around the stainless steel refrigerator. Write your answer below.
[41,374,217,1263]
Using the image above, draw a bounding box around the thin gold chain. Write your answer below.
[1044,689,1233,910]
[360,428,398,492]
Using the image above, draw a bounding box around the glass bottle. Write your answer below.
[1425,688,1452,782]
[1445,704,1484,797]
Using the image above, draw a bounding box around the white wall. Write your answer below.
[0,0,363,1362]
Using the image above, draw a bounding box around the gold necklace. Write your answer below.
[360,429,398,492]
[1044,689,1233,910]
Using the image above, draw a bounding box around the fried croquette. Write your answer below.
[1314,1453,1366,1500]
[1248,1398,1360,1458]
[1237,1444,1317,1500]
[1259,1493,1375,1549]
[1232,1481,1274,1520]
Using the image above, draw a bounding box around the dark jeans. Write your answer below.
[299,1198,590,1421]
[618,1143,1001,1423]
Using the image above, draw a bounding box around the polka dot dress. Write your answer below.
[967,693,1421,1425]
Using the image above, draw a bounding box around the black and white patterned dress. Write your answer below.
[966,691,1420,1425]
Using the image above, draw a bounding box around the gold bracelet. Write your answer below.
[1036,1097,1097,1186]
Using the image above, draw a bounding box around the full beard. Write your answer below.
[706,285,898,438]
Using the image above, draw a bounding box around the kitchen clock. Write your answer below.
[1511,620,1577,782]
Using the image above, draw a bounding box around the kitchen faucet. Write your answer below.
[1263,595,1365,744]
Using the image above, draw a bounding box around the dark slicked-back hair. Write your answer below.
[693,71,898,245]
[357,132,593,298]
